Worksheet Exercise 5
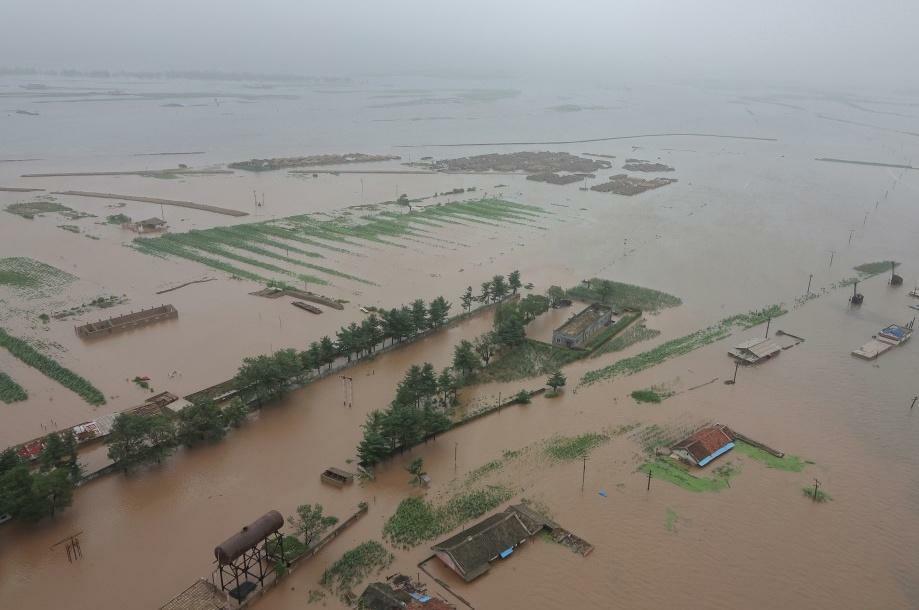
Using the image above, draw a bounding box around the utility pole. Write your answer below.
[806,274,813,297]
[647,467,653,491]
[812,478,821,502]
[863,211,869,226]
[724,361,739,385]
[765,317,771,339]
[849,229,855,244]
[581,455,587,493]
[454,442,458,473]
[911,395,918,410]
[828,250,835,268]
[341,376,353,407]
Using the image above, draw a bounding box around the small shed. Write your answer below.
[133,217,168,233]
[321,467,354,488]
[552,303,614,348]
[728,338,781,364]
[672,424,735,468]
[357,582,412,610]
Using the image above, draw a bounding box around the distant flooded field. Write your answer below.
[0,75,918,610]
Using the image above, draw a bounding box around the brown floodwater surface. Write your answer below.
[1,76,918,610]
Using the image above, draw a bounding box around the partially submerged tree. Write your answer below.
[428,296,451,328]
[461,286,474,313]
[452,340,481,378]
[177,399,227,446]
[546,285,566,307]
[473,332,497,365]
[106,413,177,472]
[508,270,522,294]
[288,503,338,548]
[546,370,567,393]
[406,457,427,487]
[222,398,250,428]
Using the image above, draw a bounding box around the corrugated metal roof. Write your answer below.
[673,424,735,465]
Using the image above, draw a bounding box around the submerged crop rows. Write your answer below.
[132,199,545,286]
[0,328,105,405]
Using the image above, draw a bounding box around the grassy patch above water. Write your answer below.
[567,279,682,313]
[582,311,641,350]
[581,304,787,385]
[383,485,513,548]
[544,432,610,460]
[466,459,504,483]
[0,257,76,295]
[734,440,808,472]
[320,540,393,601]
[0,371,28,403]
[802,487,832,503]
[665,507,678,532]
[631,386,674,404]
[470,312,642,385]
[591,322,660,356]
[0,327,105,405]
[643,458,737,492]
[854,261,898,277]
[266,534,307,563]
[474,339,582,384]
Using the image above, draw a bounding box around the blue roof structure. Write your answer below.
[697,442,735,467]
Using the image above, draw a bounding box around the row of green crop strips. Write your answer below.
[0,328,105,405]
[132,199,547,286]
[0,371,28,403]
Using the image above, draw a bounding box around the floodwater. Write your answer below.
[1,75,918,609]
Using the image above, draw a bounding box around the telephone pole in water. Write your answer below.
[581,456,588,493]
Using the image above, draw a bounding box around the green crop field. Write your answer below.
[0,328,105,405]
[0,257,76,296]
[567,279,682,312]
[581,304,786,385]
[0,371,28,403]
[133,198,545,286]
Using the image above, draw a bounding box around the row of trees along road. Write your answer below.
[236,271,522,405]
[460,270,522,312]
[106,398,250,472]
[0,431,79,521]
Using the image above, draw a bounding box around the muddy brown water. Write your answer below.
[1,77,918,609]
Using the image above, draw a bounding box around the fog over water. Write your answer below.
[4,0,919,89]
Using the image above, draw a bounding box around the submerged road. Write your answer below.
[398,132,779,147]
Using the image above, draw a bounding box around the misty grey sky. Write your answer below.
[2,0,917,89]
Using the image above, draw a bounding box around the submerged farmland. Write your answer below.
[132,199,546,286]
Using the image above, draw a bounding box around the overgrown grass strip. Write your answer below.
[642,458,736,492]
[735,440,808,472]
[0,371,28,403]
[582,305,786,385]
[383,485,513,548]
[0,328,105,405]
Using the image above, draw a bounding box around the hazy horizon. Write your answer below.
[3,0,919,93]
